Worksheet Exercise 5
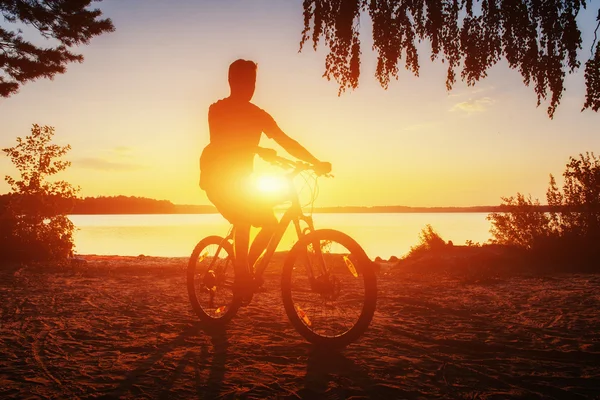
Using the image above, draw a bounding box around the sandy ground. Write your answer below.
[1,255,600,399]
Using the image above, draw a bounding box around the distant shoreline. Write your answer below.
[2,194,540,215]
[68,205,509,215]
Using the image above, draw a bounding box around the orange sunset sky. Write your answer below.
[1,0,599,208]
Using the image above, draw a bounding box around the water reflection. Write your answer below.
[69,213,492,259]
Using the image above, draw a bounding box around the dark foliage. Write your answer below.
[1,124,79,264]
[0,0,114,97]
[583,9,600,112]
[405,224,448,259]
[488,152,600,270]
[72,195,176,214]
[1,194,220,215]
[487,193,551,249]
[300,0,600,117]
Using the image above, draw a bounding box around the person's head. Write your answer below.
[228,59,257,101]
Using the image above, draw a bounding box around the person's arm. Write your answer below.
[259,107,331,173]
[268,126,321,165]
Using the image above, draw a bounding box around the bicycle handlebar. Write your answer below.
[259,153,332,178]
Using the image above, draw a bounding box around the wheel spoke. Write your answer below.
[286,233,371,340]
[188,237,239,323]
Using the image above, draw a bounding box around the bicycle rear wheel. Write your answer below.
[281,229,377,348]
[187,235,241,325]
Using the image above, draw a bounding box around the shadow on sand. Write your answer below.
[100,322,426,399]
[100,322,228,399]
[300,347,420,399]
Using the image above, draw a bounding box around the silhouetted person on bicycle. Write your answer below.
[199,59,331,299]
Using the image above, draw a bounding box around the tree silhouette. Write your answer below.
[487,152,600,269]
[0,0,114,97]
[299,0,600,118]
[1,124,79,263]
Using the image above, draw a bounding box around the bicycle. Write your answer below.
[187,154,377,348]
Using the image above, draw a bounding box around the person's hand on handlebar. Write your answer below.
[256,147,278,162]
[258,147,331,175]
[313,161,332,176]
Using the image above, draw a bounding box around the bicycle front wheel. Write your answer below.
[281,229,377,348]
[187,235,241,325]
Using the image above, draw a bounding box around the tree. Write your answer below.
[0,0,114,97]
[299,0,600,118]
[547,152,600,237]
[487,193,552,249]
[1,124,79,263]
[487,152,600,269]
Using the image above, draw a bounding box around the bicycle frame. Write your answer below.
[214,165,327,282]
[252,178,315,278]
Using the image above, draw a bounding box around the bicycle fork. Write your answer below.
[293,217,329,292]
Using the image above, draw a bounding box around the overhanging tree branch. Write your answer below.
[300,0,600,118]
[0,0,114,97]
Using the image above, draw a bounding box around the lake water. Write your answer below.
[68,213,492,260]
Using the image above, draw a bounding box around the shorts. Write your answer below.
[205,178,278,228]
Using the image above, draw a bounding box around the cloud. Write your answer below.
[73,146,146,171]
[74,157,145,171]
[450,97,495,113]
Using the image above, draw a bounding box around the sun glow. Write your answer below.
[255,175,288,195]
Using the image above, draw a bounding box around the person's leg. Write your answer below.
[232,223,255,300]
[248,214,278,267]
[206,185,254,300]
[233,223,251,279]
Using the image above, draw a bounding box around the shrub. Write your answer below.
[405,224,446,259]
[487,193,553,249]
[548,153,600,239]
[487,152,600,270]
[1,124,79,264]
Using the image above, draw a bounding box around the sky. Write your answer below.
[1,0,599,207]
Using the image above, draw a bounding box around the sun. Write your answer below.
[255,175,288,195]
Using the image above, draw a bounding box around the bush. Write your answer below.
[405,224,447,259]
[487,193,553,249]
[1,124,79,264]
[487,152,600,270]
